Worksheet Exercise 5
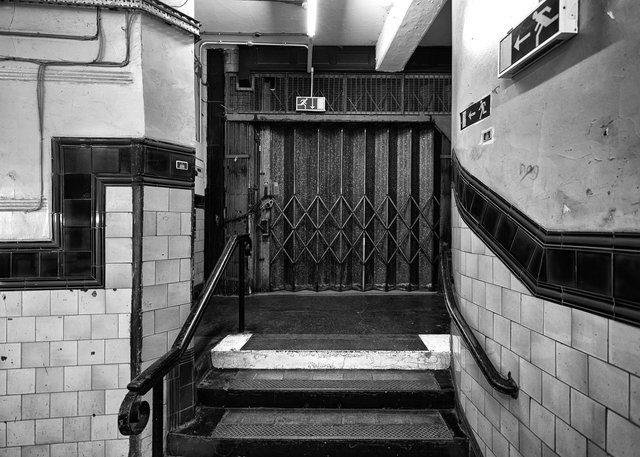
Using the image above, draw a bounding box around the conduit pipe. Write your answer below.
[195,32,311,143]
[0,7,104,212]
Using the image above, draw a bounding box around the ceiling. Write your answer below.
[194,0,452,47]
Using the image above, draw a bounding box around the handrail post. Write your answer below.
[152,382,163,457]
[238,239,245,333]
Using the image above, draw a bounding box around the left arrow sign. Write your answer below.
[514,32,531,51]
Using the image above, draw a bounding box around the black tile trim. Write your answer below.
[453,155,640,327]
[0,137,195,290]
[194,194,205,209]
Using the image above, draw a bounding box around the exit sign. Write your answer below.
[295,96,326,112]
[498,0,578,78]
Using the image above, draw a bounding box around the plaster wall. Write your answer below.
[1,4,199,456]
[163,0,195,18]
[140,14,196,148]
[0,6,145,240]
[452,0,640,231]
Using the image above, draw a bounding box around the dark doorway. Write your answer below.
[204,49,226,276]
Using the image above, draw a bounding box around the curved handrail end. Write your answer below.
[440,243,519,399]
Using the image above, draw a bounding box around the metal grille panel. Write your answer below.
[262,124,439,291]
[227,73,452,115]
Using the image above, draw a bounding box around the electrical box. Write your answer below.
[498,0,578,78]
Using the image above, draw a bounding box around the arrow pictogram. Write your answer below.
[514,32,531,51]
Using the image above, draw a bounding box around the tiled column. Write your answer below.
[135,185,194,455]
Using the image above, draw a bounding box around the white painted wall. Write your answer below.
[451,1,640,456]
[0,6,145,240]
[141,14,196,147]
[452,0,640,231]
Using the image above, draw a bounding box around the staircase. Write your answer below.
[167,330,474,456]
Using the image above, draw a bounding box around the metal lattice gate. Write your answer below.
[256,123,440,291]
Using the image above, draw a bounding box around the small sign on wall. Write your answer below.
[460,95,491,130]
[296,96,326,112]
[481,127,494,144]
[498,0,578,78]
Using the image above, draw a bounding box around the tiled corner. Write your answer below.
[450,202,640,457]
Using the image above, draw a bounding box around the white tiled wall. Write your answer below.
[0,186,132,457]
[139,186,193,455]
[451,199,640,457]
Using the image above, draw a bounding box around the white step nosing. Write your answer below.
[210,334,451,370]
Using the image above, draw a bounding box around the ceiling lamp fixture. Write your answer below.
[306,0,317,37]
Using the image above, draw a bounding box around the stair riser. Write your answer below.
[211,350,450,370]
[168,437,469,457]
[198,389,456,410]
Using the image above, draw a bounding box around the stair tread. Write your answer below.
[213,408,453,440]
[241,334,427,351]
[200,369,446,392]
[210,334,450,370]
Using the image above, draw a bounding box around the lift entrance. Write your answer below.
[222,122,442,292]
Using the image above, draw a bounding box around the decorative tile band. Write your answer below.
[0,137,195,290]
[3,0,200,36]
[453,155,640,326]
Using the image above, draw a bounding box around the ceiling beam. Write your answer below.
[375,0,448,72]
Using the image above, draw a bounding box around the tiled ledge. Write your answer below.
[0,137,194,290]
[453,155,640,326]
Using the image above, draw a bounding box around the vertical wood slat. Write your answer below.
[419,127,435,288]
[373,128,389,289]
[363,126,376,288]
[410,126,421,288]
[258,126,271,291]
[293,125,318,289]
[350,127,366,289]
[396,126,412,287]
[386,125,398,289]
[269,125,285,290]
[317,126,342,289]
[223,122,255,292]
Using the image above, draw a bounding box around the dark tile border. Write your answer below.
[194,194,205,209]
[453,155,640,326]
[0,137,195,290]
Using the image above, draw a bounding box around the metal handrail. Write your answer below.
[440,243,519,398]
[118,234,252,454]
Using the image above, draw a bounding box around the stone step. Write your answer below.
[167,407,469,457]
[210,333,450,370]
[198,368,455,409]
